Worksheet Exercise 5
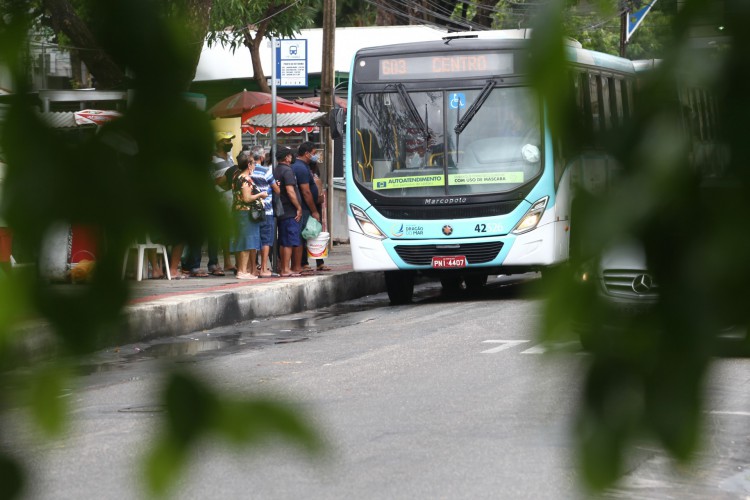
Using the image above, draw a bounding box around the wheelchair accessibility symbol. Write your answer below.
[449,92,466,109]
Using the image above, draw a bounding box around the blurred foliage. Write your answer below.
[0,0,744,497]
[144,371,322,496]
[0,0,321,498]
[534,0,744,492]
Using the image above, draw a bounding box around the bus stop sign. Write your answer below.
[275,39,308,88]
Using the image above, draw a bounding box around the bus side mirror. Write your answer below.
[329,108,344,139]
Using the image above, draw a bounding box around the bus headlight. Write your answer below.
[350,204,387,239]
[511,196,549,235]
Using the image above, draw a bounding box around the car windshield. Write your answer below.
[352,86,542,197]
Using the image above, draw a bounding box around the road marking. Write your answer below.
[481,340,530,354]
[521,341,581,354]
[708,411,750,417]
[521,344,547,354]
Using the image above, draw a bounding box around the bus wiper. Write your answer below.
[454,80,496,136]
[395,83,430,140]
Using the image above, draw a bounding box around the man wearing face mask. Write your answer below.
[290,141,321,274]
[184,132,237,277]
[249,146,280,277]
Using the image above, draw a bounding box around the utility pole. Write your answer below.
[321,0,336,249]
[620,8,627,57]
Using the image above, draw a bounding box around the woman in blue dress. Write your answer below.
[231,152,268,280]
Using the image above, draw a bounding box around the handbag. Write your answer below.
[247,183,265,222]
[301,216,322,240]
[248,199,265,222]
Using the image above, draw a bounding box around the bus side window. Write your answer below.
[579,72,594,141]
[610,78,622,128]
[620,79,631,119]
[588,73,600,134]
[597,75,609,131]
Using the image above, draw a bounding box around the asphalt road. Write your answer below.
[6,277,750,499]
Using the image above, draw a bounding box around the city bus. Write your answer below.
[345,32,638,304]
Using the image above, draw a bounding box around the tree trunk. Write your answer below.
[246,34,271,94]
[244,16,271,95]
[41,0,125,89]
[69,50,83,89]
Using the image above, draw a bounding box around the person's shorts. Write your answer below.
[277,217,301,248]
[0,228,11,262]
[259,214,275,247]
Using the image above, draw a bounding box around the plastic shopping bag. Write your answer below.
[301,216,322,240]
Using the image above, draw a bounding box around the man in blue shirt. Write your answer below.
[249,147,280,277]
[273,147,303,277]
[290,142,321,274]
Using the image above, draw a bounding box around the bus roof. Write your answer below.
[355,37,530,59]
[355,35,637,76]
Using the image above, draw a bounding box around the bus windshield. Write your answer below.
[353,86,542,197]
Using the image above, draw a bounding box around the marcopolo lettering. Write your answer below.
[424,197,468,205]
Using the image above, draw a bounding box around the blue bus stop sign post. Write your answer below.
[275,39,308,88]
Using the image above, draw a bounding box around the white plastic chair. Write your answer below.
[122,236,171,281]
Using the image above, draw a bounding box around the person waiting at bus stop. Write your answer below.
[249,146,280,277]
[273,147,303,277]
[290,142,320,274]
[184,131,236,277]
[230,151,267,280]
[308,158,331,271]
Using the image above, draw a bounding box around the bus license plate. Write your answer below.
[432,256,467,269]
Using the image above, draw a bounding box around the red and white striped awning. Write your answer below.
[73,109,122,126]
[242,111,325,135]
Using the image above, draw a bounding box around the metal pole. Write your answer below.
[272,36,278,162]
[271,36,279,273]
[321,0,336,249]
[620,8,627,58]
[41,42,48,90]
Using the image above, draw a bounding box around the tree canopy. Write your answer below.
[206,0,319,94]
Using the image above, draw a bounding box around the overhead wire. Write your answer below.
[370,0,486,31]
[418,0,505,30]
[360,0,465,31]
[367,0,549,31]
[341,0,620,35]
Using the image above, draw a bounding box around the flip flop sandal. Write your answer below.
[316,265,332,271]
[210,268,226,276]
[190,271,210,278]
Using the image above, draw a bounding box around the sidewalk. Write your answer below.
[18,243,387,361]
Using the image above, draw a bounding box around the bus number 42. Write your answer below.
[474,223,500,233]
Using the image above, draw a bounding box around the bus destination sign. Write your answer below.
[375,53,513,80]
